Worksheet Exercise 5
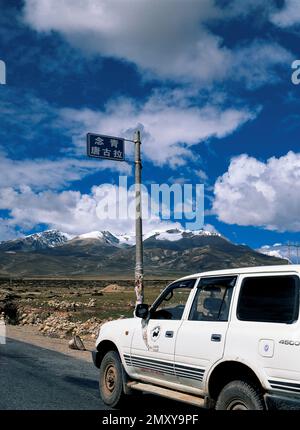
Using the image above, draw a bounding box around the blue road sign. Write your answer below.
[87,133,125,161]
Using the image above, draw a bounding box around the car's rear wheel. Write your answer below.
[99,350,126,408]
[215,380,265,410]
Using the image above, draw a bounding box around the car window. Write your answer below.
[189,276,236,322]
[150,279,196,320]
[237,275,299,324]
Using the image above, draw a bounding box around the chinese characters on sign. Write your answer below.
[87,133,125,161]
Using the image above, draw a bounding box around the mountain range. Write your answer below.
[256,243,300,264]
[0,228,287,278]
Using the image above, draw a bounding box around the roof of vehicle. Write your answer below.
[177,264,300,281]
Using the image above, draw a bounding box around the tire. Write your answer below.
[99,350,126,408]
[215,380,265,410]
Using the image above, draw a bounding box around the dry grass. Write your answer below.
[1,279,169,322]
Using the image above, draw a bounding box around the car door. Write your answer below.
[225,272,300,392]
[129,278,196,386]
[174,276,237,392]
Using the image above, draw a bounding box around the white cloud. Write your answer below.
[0,184,181,238]
[226,0,275,18]
[232,40,292,90]
[60,90,256,167]
[0,220,23,242]
[195,169,208,182]
[0,153,131,190]
[202,223,220,235]
[22,0,227,84]
[270,0,300,28]
[22,0,292,87]
[0,90,59,150]
[213,151,300,232]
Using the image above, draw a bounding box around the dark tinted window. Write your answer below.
[237,276,299,324]
[189,276,236,322]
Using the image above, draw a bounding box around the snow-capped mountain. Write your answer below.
[257,243,299,264]
[0,227,287,277]
[0,230,73,252]
[71,230,134,247]
[73,228,221,247]
[76,231,105,240]
[0,227,223,253]
[111,233,136,247]
[29,230,74,246]
[145,228,221,242]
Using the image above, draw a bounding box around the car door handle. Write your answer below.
[165,331,174,338]
[211,334,221,342]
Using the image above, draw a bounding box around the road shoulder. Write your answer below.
[6,325,95,363]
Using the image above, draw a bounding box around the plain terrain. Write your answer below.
[0,278,170,341]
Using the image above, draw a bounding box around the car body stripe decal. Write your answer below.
[124,354,205,382]
[269,379,300,389]
[269,379,300,393]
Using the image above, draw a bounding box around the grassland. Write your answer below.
[0,278,172,333]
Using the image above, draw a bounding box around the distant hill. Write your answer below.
[0,230,73,252]
[0,228,287,278]
[256,243,300,264]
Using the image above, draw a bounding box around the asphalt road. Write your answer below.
[0,336,200,412]
[0,337,107,410]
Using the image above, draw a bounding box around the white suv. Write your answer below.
[92,265,300,410]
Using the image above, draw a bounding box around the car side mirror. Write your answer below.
[135,303,149,319]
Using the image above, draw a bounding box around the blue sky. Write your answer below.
[1,0,300,249]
